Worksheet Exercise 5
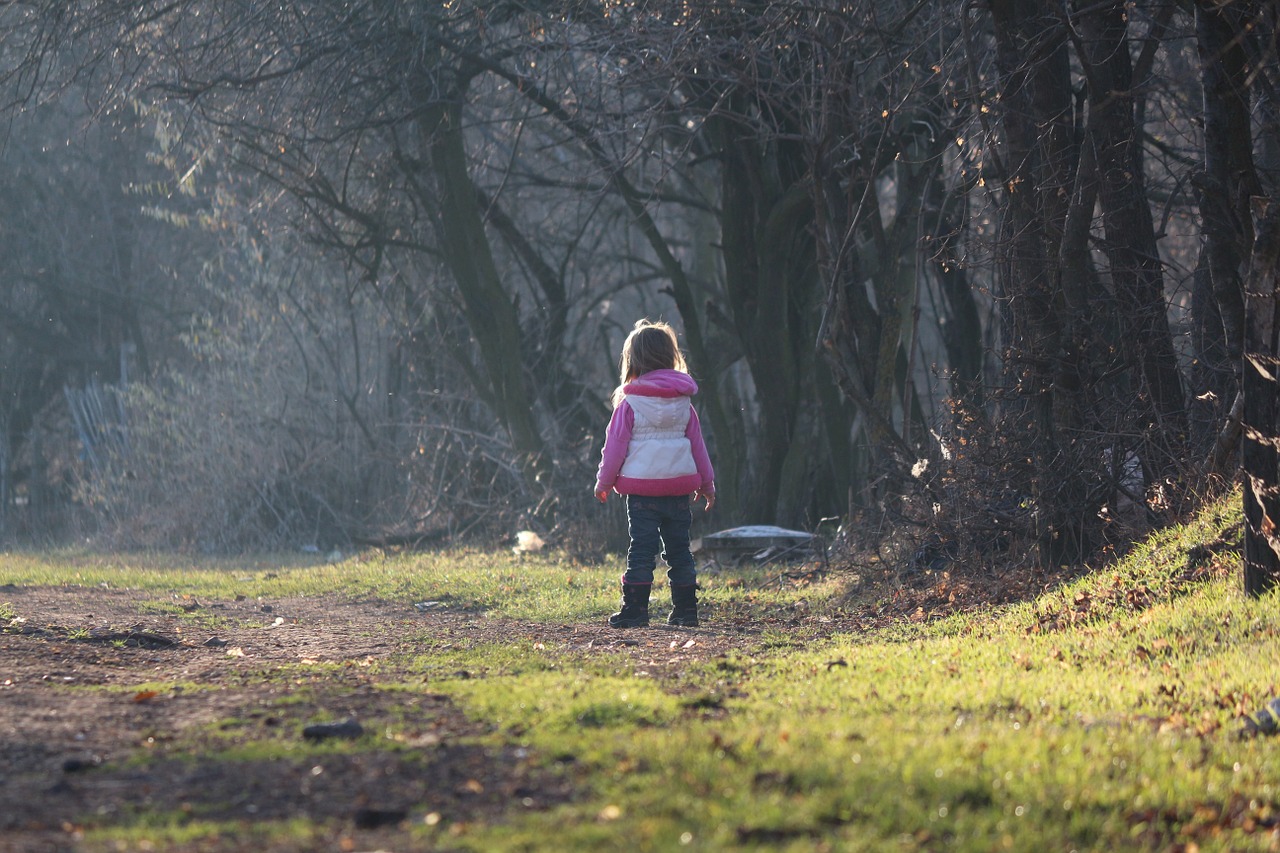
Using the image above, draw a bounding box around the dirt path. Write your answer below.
[0,584,781,852]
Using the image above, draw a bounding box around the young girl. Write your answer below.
[594,319,715,628]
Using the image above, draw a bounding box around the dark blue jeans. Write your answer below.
[624,495,697,586]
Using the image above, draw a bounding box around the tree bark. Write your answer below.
[1195,0,1256,466]
[1242,204,1280,596]
[716,110,814,523]
[928,187,986,407]
[1075,0,1188,470]
[989,0,1092,567]
[423,99,550,488]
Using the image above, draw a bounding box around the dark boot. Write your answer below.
[668,584,699,627]
[608,583,650,628]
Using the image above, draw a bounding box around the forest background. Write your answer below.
[1,0,1278,593]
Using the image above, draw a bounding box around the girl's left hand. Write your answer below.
[695,489,715,511]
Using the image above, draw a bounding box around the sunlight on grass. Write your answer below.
[441,495,1280,852]
[10,491,1280,851]
[450,670,682,734]
[0,546,835,625]
[81,816,331,852]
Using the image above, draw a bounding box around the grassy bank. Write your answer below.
[2,493,1277,851]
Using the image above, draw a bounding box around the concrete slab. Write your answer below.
[698,525,816,565]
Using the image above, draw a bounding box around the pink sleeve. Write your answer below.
[686,406,716,492]
[594,402,634,492]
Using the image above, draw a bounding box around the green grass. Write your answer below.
[11,491,1280,851]
[438,597,1277,848]
[0,547,829,623]
[79,816,332,851]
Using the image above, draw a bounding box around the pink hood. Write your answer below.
[622,369,699,398]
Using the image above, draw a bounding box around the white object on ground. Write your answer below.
[513,530,545,553]
[700,526,815,562]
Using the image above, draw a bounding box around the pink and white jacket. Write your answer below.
[594,369,715,498]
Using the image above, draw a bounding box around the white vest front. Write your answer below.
[618,394,698,481]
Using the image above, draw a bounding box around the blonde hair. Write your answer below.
[612,319,688,407]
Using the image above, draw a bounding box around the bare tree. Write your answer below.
[6,0,1268,570]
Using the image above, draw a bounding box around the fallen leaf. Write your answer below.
[226,647,246,657]
[682,639,696,649]
[132,690,158,703]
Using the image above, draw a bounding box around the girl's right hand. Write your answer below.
[595,488,610,504]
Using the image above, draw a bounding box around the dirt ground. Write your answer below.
[0,583,789,852]
[0,551,1070,853]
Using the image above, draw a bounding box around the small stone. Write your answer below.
[353,807,406,829]
[62,755,101,773]
[302,718,363,741]
[1239,697,1280,738]
[1253,697,1280,734]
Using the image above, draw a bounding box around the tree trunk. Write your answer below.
[1242,204,1280,596]
[423,100,550,489]
[1076,0,1188,470]
[928,188,986,406]
[989,0,1092,567]
[479,189,602,442]
[718,130,807,523]
[1195,0,1256,467]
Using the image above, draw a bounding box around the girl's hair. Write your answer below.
[613,319,687,406]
